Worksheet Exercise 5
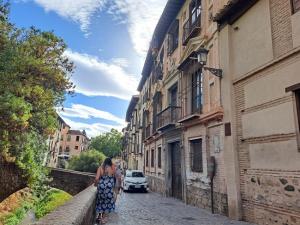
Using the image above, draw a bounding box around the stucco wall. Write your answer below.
[232,51,300,224]
[230,0,273,79]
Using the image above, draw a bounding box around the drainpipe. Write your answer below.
[208,156,216,214]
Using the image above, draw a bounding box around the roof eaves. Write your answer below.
[137,0,185,92]
[214,0,258,27]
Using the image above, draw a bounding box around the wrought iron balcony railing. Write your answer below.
[182,9,201,45]
[157,106,181,131]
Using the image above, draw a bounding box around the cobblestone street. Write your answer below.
[104,192,255,225]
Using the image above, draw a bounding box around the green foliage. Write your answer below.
[34,188,72,219]
[3,188,71,224]
[0,1,74,189]
[68,149,106,173]
[3,201,33,225]
[89,129,123,158]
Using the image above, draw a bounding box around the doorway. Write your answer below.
[170,141,182,200]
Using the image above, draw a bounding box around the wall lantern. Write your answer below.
[193,48,223,78]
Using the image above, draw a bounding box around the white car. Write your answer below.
[122,170,149,192]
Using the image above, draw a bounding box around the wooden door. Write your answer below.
[171,141,182,200]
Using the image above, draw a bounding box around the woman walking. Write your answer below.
[94,158,115,224]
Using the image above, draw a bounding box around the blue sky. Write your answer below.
[10,0,167,137]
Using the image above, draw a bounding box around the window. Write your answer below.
[151,149,155,167]
[59,146,62,153]
[190,0,201,25]
[292,0,300,13]
[146,150,149,167]
[152,92,162,132]
[191,69,203,114]
[76,136,80,142]
[157,147,162,168]
[167,20,179,54]
[190,139,203,172]
[60,135,64,141]
[67,135,71,141]
[169,84,178,106]
[75,146,79,150]
[65,146,70,153]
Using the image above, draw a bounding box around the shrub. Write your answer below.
[68,150,106,173]
[34,188,72,219]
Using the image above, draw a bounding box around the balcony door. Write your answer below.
[169,84,178,122]
[191,69,203,114]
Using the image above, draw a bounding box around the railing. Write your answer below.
[157,106,181,130]
[183,8,201,45]
[179,80,203,121]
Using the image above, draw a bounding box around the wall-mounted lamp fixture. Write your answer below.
[190,48,223,78]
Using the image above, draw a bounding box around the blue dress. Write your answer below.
[96,174,115,214]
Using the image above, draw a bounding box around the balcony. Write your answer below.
[142,124,152,140]
[178,81,203,123]
[157,106,181,131]
[182,9,201,45]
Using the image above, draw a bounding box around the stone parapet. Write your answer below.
[49,168,95,195]
[34,185,97,225]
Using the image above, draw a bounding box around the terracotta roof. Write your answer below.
[137,0,185,91]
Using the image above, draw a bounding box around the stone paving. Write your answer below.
[102,192,256,225]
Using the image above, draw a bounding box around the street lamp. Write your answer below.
[195,48,223,78]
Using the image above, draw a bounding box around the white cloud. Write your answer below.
[109,0,167,55]
[57,104,125,125]
[111,58,129,68]
[64,49,138,99]
[26,0,167,55]
[61,116,124,138]
[32,0,107,33]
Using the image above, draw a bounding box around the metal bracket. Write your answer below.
[203,67,223,78]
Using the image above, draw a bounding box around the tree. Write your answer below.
[68,150,106,173]
[89,129,123,158]
[0,1,74,189]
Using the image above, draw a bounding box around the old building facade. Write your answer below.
[215,0,300,224]
[123,0,300,224]
[46,116,68,168]
[123,95,144,171]
[59,128,90,160]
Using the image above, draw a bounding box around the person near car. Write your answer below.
[112,162,122,202]
[94,157,115,224]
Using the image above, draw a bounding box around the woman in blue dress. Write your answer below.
[94,158,115,224]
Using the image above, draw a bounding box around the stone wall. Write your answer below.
[147,175,165,195]
[243,170,300,225]
[34,185,97,225]
[0,158,27,202]
[49,168,95,195]
[186,185,228,216]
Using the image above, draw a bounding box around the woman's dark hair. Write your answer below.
[102,157,112,168]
